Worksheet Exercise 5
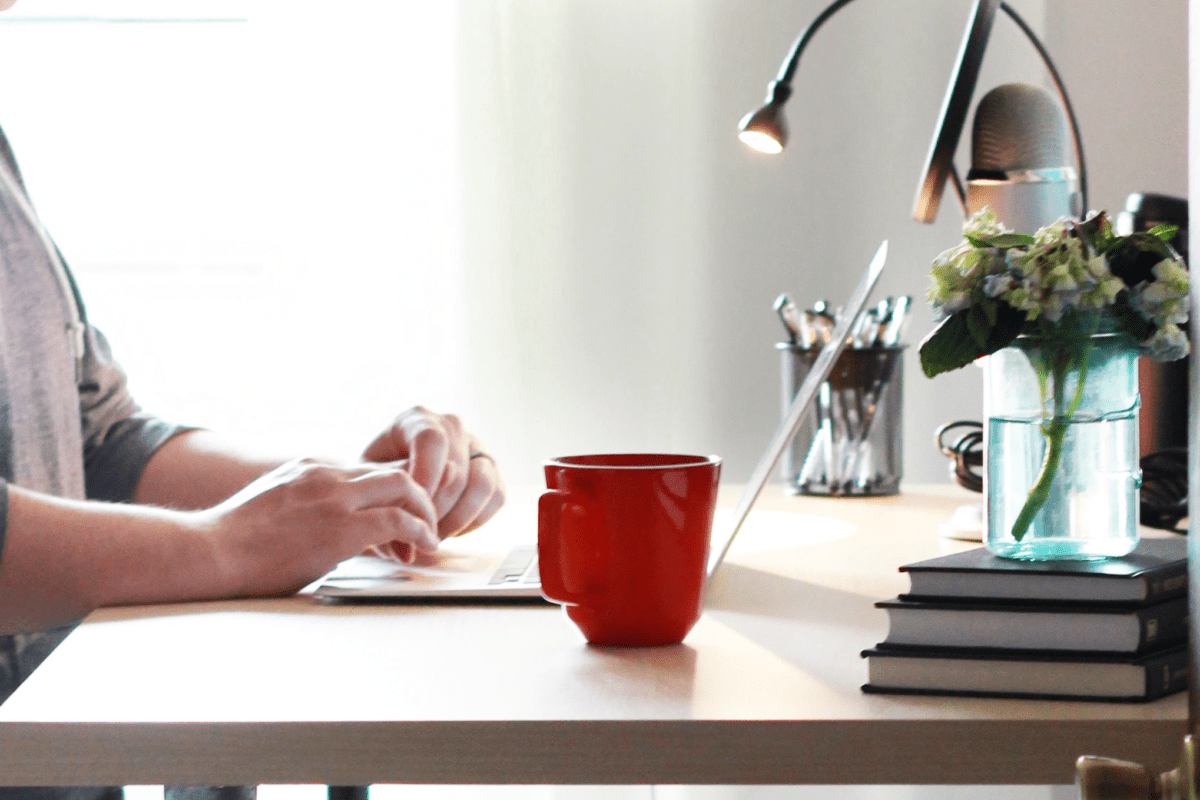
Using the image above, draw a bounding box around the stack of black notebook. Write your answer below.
[861,537,1189,702]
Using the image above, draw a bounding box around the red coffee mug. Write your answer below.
[539,453,722,646]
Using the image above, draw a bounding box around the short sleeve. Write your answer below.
[77,325,196,503]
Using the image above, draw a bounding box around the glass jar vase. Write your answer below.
[982,332,1141,560]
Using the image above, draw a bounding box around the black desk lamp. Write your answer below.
[738,0,1088,224]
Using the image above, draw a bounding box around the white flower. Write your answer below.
[1094,275,1125,305]
[963,207,1008,239]
[1141,322,1190,361]
[1031,217,1070,248]
[1078,254,1122,307]
[983,273,1014,298]
[1132,257,1190,326]
[926,239,1004,317]
[923,207,1191,361]
[1048,262,1078,292]
[1154,257,1189,290]
[995,218,1097,320]
[1003,273,1045,320]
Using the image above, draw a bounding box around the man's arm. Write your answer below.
[137,410,507,559]
[0,407,504,634]
[0,459,440,635]
[0,484,227,632]
[133,429,289,510]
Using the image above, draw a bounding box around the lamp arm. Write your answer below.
[764,0,1088,216]
[773,0,859,87]
[998,1,1089,213]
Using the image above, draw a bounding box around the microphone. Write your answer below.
[966,83,1082,233]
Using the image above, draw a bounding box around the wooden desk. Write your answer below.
[0,485,1185,786]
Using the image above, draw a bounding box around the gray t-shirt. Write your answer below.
[0,126,190,703]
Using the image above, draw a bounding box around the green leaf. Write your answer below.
[1109,293,1155,341]
[918,302,1025,378]
[1131,230,1174,260]
[1076,211,1110,246]
[1148,223,1179,244]
[981,233,1037,249]
[986,301,1025,351]
[966,304,990,350]
[964,233,1036,250]
[1106,236,1163,286]
[981,297,998,326]
[919,311,985,378]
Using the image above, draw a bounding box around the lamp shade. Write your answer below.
[738,102,787,154]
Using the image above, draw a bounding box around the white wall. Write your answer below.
[2,0,1186,493]
[457,0,1054,487]
[1045,0,1188,216]
[454,0,1188,489]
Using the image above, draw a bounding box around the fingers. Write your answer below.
[406,413,469,508]
[361,427,407,464]
[359,407,506,539]
[436,451,506,538]
[210,459,446,597]
[346,467,440,552]
[368,541,416,564]
[361,407,476,524]
[461,485,505,536]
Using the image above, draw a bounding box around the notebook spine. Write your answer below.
[1145,567,1189,604]
[1138,597,1190,651]
[1145,646,1190,700]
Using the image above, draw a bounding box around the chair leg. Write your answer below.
[165,789,256,800]
[327,787,367,800]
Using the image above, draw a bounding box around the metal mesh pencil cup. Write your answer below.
[777,343,904,496]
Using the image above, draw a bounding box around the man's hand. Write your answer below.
[361,407,506,548]
[0,458,442,631]
[204,458,440,593]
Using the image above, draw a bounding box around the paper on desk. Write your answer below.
[939,502,983,542]
[712,508,856,554]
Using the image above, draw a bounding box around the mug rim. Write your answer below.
[544,453,721,470]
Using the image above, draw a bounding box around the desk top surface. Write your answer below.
[0,484,1186,786]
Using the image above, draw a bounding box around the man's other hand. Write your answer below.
[361,406,505,545]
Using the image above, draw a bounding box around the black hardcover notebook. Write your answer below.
[899,537,1187,604]
[861,643,1188,702]
[876,595,1187,654]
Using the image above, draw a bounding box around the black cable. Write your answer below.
[935,420,984,493]
[933,422,1189,532]
[1140,446,1189,532]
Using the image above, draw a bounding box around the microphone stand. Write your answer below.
[742,0,1087,218]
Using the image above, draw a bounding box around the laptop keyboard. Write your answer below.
[487,545,540,586]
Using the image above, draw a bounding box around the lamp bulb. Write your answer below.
[738,130,784,154]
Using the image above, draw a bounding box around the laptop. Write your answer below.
[313,241,887,603]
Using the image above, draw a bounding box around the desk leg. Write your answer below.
[164,788,255,800]
[327,787,367,800]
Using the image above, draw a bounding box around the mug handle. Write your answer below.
[538,489,590,606]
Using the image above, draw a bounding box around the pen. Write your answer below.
[774,293,802,344]
[881,295,911,346]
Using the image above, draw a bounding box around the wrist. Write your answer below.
[86,504,233,610]
[0,489,231,631]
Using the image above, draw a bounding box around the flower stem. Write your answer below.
[1009,342,1093,541]
[1010,417,1067,539]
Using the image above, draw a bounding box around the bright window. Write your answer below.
[0,1,466,460]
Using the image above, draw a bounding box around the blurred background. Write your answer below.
[0,0,1186,492]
